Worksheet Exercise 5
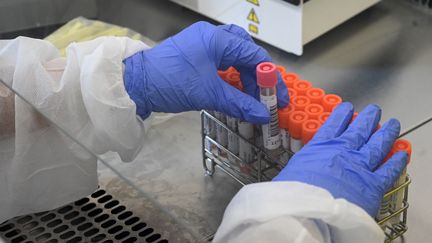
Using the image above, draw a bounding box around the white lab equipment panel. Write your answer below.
[170,0,380,55]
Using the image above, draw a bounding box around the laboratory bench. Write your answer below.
[1,0,432,242]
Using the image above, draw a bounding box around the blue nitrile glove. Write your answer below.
[123,21,288,123]
[273,102,408,216]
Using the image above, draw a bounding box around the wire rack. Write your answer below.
[200,110,411,243]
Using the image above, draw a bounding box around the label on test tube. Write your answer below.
[227,116,239,155]
[238,121,254,164]
[260,94,281,150]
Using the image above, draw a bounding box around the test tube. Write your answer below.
[377,139,412,225]
[288,111,309,152]
[306,87,325,104]
[301,120,321,145]
[293,80,312,96]
[304,104,324,120]
[288,88,298,100]
[214,111,228,155]
[203,111,217,150]
[256,62,281,154]
[278,105,295,151]
[238,120,255,164]
[282,73,299,89]
[389,139,412,226]
[291,96,311,112]
[322,94,342,112]
[226,81,242,158]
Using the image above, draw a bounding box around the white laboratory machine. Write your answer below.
[170,0,380,55]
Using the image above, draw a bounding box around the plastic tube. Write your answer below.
[227,116,239,156]
[288,111,309,152]
[203,111,217,150]
[291,96,311,111]
[389,139,412,226]
[301,120,321,144]
[377,139,412,225]
[257,62,281,152]
[293,80,312,96]
[214,112,228,151]
[305,104,324,120]
[282,73,299,89]
[238,120,255,164]
[278,105,295,157]
[306,87,325,104]
[322,94,342,112]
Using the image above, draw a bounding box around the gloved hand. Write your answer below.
[273,102,408,216]
[123,21,288,123]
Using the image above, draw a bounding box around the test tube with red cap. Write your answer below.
[377,139,412,225]
[305,104,324,120]
[288,111,309,152]
[293,80,313,96]
[257,62,281,154]
[282,73,299,89]
[278,105,295,152]
[291,96,311,111]
[389,139,412,226]
[322,94,342,112]
[306,88,326,104]
[302,120,321,145]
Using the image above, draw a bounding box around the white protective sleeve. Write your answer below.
[0,36,149,223]
[214,181,384,243]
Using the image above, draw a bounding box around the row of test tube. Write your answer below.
[204,62,412,225]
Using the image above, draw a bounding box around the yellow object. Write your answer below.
[45,17,154,56]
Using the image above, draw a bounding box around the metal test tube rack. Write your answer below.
[200,110,411,242]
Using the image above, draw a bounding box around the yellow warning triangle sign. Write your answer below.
[247,0,259,6]
[247,8,259,24]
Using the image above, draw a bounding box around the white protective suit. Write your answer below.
[0,37,384,242]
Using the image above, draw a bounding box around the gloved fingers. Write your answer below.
[337,104,381,150]
[360,119,401,171]
[375,151,408,192]
[310,102,353,142]
[220,24,254,42]
[214,78,270,124]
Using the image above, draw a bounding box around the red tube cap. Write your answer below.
[322,94,342,112]
[292,96,311,111]
[257,62,277,88]
[282,73,299,89]
[383,139,412,164]
[306,88,325,104]
[305,104,324,120]
[277,65,287,75]
[302,120,321,144]
[293,80,312,96]
[226,72,241,86]
[317,112,331,124]
[217,67,236,80]
[288,111,309,139]
[288,89,298,99]
[278,105,295,129]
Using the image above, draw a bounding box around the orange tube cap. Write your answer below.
[288,111,309,139]
[293,80,312,96]
[291,96,311,111]
[302,120,321,144]
[305,104,324,120]
[322,94,342,112]
[282,73,299,89]
[306,88,325,104]
[278,105,295,129]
